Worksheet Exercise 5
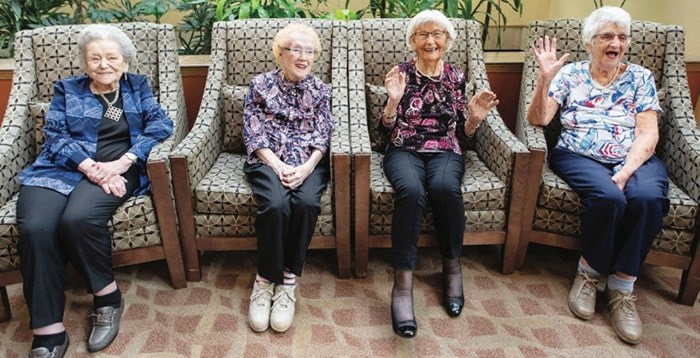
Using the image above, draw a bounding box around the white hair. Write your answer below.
[581,6,631,46]
[78,24,136,70]
[405,10,456,52]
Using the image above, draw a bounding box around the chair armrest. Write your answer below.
[475,110,530,185]
[346,21,373,161]
[168,41,226,190]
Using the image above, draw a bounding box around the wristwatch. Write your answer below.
[124,152,137,164]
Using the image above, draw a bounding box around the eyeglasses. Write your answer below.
[414,30,446,41]
[593,33,630,42]
[281,46,316,57]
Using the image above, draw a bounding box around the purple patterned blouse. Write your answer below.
[383,60,467,154]
[244,69,334,166]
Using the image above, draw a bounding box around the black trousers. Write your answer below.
[16,178,135,329]
[244,162,329,284]
[383,148,465,270]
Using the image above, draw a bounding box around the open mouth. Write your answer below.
[605,50,619,59]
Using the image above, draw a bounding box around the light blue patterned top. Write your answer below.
[548,61,662,165]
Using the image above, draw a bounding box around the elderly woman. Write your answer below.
[16,24,173,357]
[382,10,499,338]
[527,6,668,344]
[244,23,334,334]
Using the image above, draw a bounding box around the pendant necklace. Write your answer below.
[415,60,443,83]
[99,87,122,121]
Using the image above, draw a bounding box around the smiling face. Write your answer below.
[411,23,448,63]
[84,39,128,92]
[278,31,317,83]
[586,23,630,71]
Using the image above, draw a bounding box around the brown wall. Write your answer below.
[1,63,699,130]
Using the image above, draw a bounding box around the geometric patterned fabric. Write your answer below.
[0,23,188,276]
[515,19,699,258]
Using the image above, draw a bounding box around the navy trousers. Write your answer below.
[243,162,329,284]
[550,147,669,276]
[383,148,465,270]
[16,177,136,329]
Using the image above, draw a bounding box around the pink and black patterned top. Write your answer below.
[384,60,467,154]
[244,69,334,166]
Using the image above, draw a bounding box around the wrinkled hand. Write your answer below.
[611,170,631,191]
[467,90,499,130]
[100,175,128,197]
[271,162,295,183]
[280,163,313,190]
[90,158,132,185]
[384,66,407,103]
[531,35,570,79]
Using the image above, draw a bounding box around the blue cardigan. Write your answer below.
[20,73,173,196]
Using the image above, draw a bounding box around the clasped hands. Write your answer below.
[80,156,133,197]
[272,161,313,190]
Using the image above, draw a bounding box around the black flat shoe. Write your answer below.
[391,310,417,338]
[443,294,464,317]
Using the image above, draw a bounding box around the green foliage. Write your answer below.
[0,0,75,57]
[314,0,365,20]
[593,0,627,8]
[177,0,217,55]
[370,0,523,48]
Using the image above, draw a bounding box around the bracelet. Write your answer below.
[464,118,480,136]
[382,111,397,125]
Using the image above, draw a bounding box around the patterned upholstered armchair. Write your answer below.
[0,23,189,321]
[169,19,351,281]
[515,20,700,305]
[347,19,530,278]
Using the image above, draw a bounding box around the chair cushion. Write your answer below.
[193,153,335,237]
[534,167,698,256]
[28,102,50,154]
[0,193,163,272]
[368,150,507,235]
[222,85,247,153]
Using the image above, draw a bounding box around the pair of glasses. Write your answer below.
[281,46,316,57]
[414,30,446,41]
[593,33,630,42]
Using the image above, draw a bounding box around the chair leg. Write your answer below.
[678,239,700,306]
[0,286,11,322]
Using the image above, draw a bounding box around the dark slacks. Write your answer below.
[550,147,669,276]
[244,162,329,284]
[383,148,465,270]
[16,178,135,329]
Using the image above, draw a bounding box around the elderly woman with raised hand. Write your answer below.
[527,6,668,344]
[16,24,173,357]
[382,10,499,338]
[244,23,334,334]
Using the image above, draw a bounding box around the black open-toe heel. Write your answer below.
[391,268,417,338]
[443,258,464,317]
[391,310,417,338]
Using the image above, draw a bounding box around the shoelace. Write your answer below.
[578,272,599,297]
[272,289,296,310]
[89,310,117,325]
[250,285,273,307]
[609,293,638,318]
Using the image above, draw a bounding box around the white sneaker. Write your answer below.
[249,280,275,332]
[270,284,297,332]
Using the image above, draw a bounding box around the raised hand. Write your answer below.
[384,66,406,103]
[466,90,499,132]
[531,35,570,79]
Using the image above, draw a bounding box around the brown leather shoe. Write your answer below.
[607,289,642,344]
[568,271,599,320]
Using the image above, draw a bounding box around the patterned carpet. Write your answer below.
[0,244,699,357]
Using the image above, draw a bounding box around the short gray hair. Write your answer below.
[581,6,631,46]
[78,24,136,70]
[406,10,456,52]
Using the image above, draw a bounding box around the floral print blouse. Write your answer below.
[244,69,334,166]
[383,60,467,155]
[549,61,662,165]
